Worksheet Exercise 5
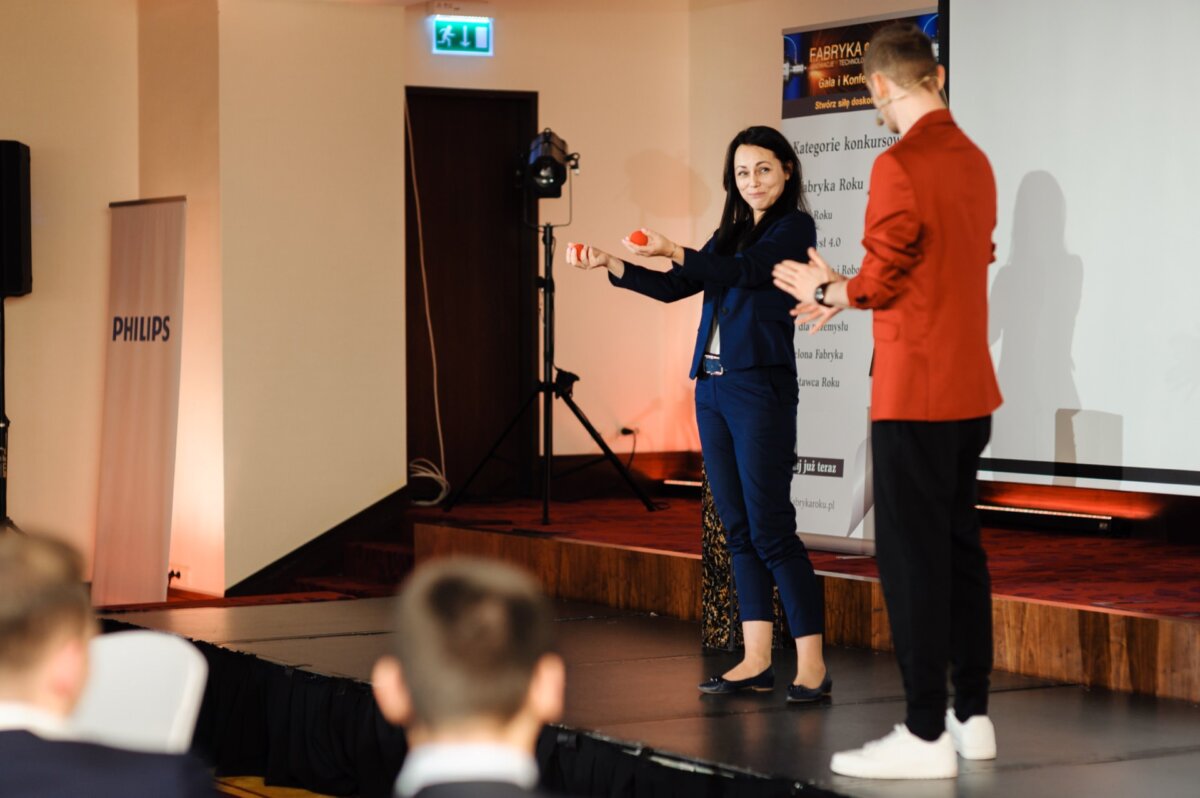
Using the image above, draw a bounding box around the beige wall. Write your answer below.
[0,0,924,588]
[0,0,140,571]
[688,0,929,233]
[220,0,408,586]
[405,0,924,459]
[138,0,225,594]
[405,0,701,457]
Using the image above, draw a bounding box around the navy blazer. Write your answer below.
[0,730,217,798]
[609,209,816,378]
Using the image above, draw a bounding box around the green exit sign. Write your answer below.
[432,16,493,57]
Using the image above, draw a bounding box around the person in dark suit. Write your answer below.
[0,533,216,797]
[774,23,1002,780]
[372,558,564,798]
[567,126,829,701]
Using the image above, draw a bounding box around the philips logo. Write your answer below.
[112,315,171,343]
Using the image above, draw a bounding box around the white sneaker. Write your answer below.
[830,724,958,779]
[945,709,996,760]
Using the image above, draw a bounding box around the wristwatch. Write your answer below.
[814,282,832,308]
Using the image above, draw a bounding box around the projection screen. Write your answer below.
[947,0,1200,496]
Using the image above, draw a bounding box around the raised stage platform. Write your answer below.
[413,498,1200,703]
[96,497,1200,797]
[103,595,1200,798]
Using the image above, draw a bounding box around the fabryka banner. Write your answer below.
[91,198,186,605]
[782,12,938,554]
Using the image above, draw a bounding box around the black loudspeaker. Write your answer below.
[0,141,32,298]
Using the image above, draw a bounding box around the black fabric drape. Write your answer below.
[102,621,830,798]
[537,729,825,798]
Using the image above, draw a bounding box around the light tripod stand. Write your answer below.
[1,296,21,534]
[444,130,657,524]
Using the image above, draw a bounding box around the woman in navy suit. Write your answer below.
[568,126,828,701]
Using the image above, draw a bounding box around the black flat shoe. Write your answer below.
[786,674,832,703]
[698,665,775,694]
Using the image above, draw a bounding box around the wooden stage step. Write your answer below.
[414,518,1200,704]
[292,575,398,598]
[343,540,414,584]
[217,775,333,797]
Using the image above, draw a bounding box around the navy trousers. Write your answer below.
[695,365,824,638]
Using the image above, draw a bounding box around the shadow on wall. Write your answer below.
[1054,409,1122,486]
[989,170,1085,466]
[623,149,711,226]
[1167,324,1200,403]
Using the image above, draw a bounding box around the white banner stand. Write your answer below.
[92,197,186,606]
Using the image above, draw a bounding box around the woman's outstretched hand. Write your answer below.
[566,243,625,280]
[621,228,678,261]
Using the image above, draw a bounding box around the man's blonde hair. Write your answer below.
[0,534,95,675]
[863,23,939,90]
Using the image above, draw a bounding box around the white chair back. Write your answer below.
[70,629,208,753]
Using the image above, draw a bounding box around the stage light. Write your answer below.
[975,504,1113,522]
[663,479,703,489]
[975,503,1123,536]
[525,128,580,199]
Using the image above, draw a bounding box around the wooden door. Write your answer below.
[405,87,538,501]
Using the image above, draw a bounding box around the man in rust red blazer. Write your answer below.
[774,23,1002,780]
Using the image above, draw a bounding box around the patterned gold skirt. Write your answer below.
[700,465,788,650]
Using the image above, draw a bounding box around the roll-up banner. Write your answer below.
[782,11,937,555]
[91,197,186,606]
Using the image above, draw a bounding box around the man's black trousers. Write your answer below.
[871,416,993,741]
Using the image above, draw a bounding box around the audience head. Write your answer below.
[0,533,97,715]
[372,557,562,748]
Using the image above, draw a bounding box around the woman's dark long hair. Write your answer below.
[712,126,808,256]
